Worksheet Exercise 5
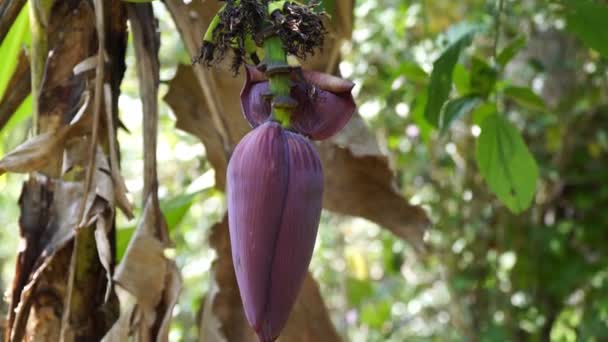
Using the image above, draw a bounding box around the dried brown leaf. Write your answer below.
[0,91,91,176]
[6,172,115,341]
[155,262,182,342]
[165,0,233,158]
[114,196,167,311]
[102,6,182,342]
[0,128,70,175]
[163,64,248,189]
[7,1,129,340]
[101,304,134,342]
[128,3,161,203]
[104,83,133,219]
[109,195,181,342]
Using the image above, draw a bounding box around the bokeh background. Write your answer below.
[1,0,608,341]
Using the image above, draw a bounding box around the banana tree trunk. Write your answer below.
[5,0,128,340]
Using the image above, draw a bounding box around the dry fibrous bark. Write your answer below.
[4,0,129,340]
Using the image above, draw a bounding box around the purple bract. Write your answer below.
[240,66,356,140]
[227,121,323,342]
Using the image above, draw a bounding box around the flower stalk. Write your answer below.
[262,35,294,127]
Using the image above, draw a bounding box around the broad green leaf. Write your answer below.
[452,64,471,95]
[346,277,373,307]
[116,226,135,262]
[398,61,428,84]
[497,36,526,66]
[315,0,335,17]
[160,191,200,230]
[471,102,496,126]
[476,114,538,213]
[0,3,30,101]
[504,86,546,112]
[470,56,497,98]
[361,300,391,329]
[411,92,433,142]
[424,32,474,127]
[440,95,481,132]
[564,0,608,58]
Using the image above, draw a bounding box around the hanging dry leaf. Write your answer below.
[0,128,70,175]
[109,195,182,342]
[103,5,182,342]
[104,83,134,219]
[163,64,248,189]
[101,304,135,342]
[155,262,182,341]
[0,89,92,177]
[114,196,167,314]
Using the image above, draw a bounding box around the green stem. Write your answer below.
[492,0,505,60]
[263,35,293,127]
[203,4,225,43]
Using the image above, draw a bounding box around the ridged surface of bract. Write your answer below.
[227,121,323,342]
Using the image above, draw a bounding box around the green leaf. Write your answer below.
[398,61,428,84]
[452,64,471,95]
[471,102,496,126]
[346,277,374,307]
[116,226,135,262]
[160,191,200,230]
[497,36,526,66]
[315,0,335,17]
[440,95,481,132]
[424,32,474,127]
[411,92,433,142]
[504,86,546,112]
[564,0,608,58]
[470,56,497,98]
[476,114,539,213]
[361,300,391,329]
[0,3,30,101]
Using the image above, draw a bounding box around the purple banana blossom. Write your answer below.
[227,121,323,342]
[241,66,356,140]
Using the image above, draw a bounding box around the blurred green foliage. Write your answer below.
[0,0,607,341]
[334,0,608,340]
